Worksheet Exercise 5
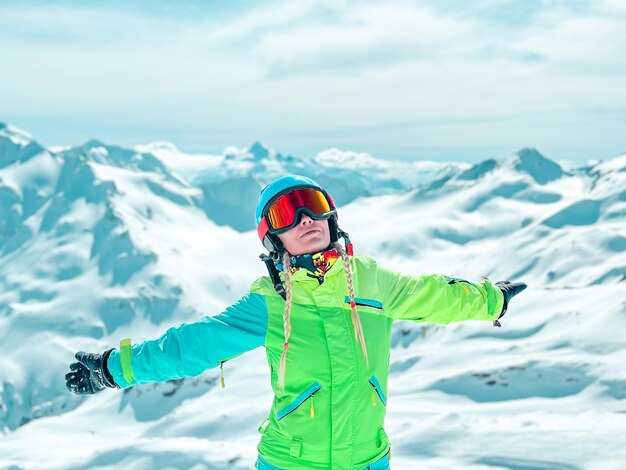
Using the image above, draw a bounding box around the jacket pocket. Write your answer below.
[345,297,384,310]
[368,375,387,407]
[276,381,322,421]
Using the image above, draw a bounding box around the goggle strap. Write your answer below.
[257,216,270,240]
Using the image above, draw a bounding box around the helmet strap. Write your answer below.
[338,228,354,256]
[259,252,287,300]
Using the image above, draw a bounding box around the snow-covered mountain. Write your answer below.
[0,122,624,469]
[137,140,459,232]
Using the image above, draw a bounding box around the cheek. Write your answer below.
[276,233,291,248]
[323,222,331,235]
[280,230,298,245]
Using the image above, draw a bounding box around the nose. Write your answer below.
[299,214,313,224]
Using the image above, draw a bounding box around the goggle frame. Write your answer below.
[257,185,337,241]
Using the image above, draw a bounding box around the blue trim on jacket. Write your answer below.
[107,292,268,388]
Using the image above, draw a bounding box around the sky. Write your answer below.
[0,0,625,164]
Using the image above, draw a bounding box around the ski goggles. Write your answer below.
[257,187,336,239]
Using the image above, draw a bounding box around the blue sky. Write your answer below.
[1,0,625,164]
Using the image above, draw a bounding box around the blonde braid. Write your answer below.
[333,241,369,368]
[277,250,293,394]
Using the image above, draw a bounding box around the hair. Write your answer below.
[277,249,293,394]
[333,241,369,368]
[276,241,369,394]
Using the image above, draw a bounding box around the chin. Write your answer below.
[292,240,329,255]
[310,239,331,252]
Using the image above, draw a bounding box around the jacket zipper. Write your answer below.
[277,382,322,421]
[219,361,226,388]
[218,354,240,389]
[368,375,387,407]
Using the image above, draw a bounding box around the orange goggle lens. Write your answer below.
[266,188,332,232]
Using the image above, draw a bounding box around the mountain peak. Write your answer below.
[247,141,271,160]
[0,123,36,145]
[0,123,45,168]
[512,148,564,185]
[517,147,547,161]
[83,138,107,149]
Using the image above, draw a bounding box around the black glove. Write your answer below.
[493,281,527,327]
[65,348,120,395]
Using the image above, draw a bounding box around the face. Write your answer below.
[276,214,331,256]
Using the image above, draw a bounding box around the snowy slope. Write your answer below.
[0,123,624,469]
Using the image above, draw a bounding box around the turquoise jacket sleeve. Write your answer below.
[376,264,504,324]
[106,292,268,389]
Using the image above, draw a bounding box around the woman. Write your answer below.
[66,175,527,469]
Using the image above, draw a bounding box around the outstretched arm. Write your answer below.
[106,292,268,388]
[79,292,268,391]
[376,264,505,324]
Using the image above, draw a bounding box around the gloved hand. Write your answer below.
[65,348,120,395]
[493,281,527,327]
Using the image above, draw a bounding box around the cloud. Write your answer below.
[511,2,626,68]
[0,0,624,162]
[251,2,474,75]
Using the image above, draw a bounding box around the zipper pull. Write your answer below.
[220,362,226,388]
[310,394,315,418]
[371,388,376,407]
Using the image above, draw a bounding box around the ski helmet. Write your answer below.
[255,175,343,256]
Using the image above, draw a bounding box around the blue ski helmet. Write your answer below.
[255,175,342,255]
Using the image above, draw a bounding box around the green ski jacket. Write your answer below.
[107,254,504,469]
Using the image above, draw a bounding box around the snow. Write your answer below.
[315,148,395,170]
[0,123,35,147]
[0,123,624,469]
[134,141,225,184]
